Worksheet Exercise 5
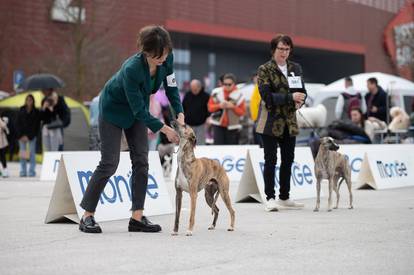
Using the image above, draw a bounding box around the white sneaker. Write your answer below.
[2,168,9,178]
[278,199,304,209]
[265,198,279,212]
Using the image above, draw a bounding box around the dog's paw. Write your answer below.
[349,206,354,209]
[171,232,179,236]
[327,209,332,212]
[227,227,234,232]
[208,226,215,230]
[313,208,319,212]
[333,206,338,209]
[186,230,193,236]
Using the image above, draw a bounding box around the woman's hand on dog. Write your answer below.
[161,125,180,144]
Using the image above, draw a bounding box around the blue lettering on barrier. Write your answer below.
[259,162,314,187]
[343,155,363,173]
[212,156,246,173]
[77,170,159,204]
[147,174,159,199]
[376,160,408,179]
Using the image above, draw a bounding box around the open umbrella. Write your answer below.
[19,73,65,90]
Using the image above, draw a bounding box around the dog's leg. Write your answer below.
[314,176,321,212]
[327,177,334,212]
[205,181,219,230]
[333,176,341,209]
[346,176,353,209]
[186,187,198,236]
[172,188,182,236]
[218,182,235,231]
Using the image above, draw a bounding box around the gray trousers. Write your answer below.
[80,117,149,212]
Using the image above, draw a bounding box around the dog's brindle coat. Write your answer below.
[172,123,235,236]
[314,137,353,211]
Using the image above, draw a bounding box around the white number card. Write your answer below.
[287,76,303,89]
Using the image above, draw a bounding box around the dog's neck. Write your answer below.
[317,145,329,162]
[178,139,196,164]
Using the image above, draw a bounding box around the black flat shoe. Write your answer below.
[79,216,102,233]
[128,216,162,233]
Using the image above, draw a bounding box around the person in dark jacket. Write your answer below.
[365,77,387,122]
[182,79,210,145]
[256,34,307,211]
[79,25,184,234]
[16,94,41,177]
[41,89,71,151]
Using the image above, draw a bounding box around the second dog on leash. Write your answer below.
[314,137,353,212]
[172,122,235,236]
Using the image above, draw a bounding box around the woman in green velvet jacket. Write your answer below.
[79,25,184,234]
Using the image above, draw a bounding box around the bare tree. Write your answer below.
[22,0,123,100]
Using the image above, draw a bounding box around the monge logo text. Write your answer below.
[77,170,159,204]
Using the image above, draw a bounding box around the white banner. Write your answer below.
[40,151,67,181]
[171,145,258,182]
[236,147,318,203]
[356,144,414,190]
[339,144,413,183]
[45,151,173,223]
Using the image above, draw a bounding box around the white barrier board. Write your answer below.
[45,151,173,223]
[171,145,258,182]
[236,147,318,203]
[356,145,414,190]
[40,152,66,181]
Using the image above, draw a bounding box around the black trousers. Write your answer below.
[0,148,7,168]
[80,117,149,212]
[213,125,240,145]
[260,126,296,201]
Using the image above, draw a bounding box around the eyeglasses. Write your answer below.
[276,47,291,52]
[223,83,233,87]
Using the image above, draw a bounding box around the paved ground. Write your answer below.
[0,162,413,275]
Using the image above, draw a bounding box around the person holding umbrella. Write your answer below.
[19,73,71,152]
[41,88,71,151]
[79,25,184,234]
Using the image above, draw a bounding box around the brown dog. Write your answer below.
[314,137,353,212]
[172,123,235,236]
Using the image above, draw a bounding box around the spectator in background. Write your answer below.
[182,79,210,145]
[0,117,9,178]
[16,94,41,177]
[248,73,262,145]
[335,76,366,120]
[365,77,387,122]
[89,94,100,150]
[41,89,71,151]
[208,73,246,145]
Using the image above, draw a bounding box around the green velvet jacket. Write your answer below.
[99,52,183,132]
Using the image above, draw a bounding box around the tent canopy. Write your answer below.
[321,72,414,93]
[0,91,90,151]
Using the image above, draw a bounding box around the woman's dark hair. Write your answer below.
[350,108,365,128]
[223,73,237,84]
[137,25,173,58]
[270,34,294,54]
[25,94,35,109]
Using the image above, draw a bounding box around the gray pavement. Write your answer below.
[0,162,413,275]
